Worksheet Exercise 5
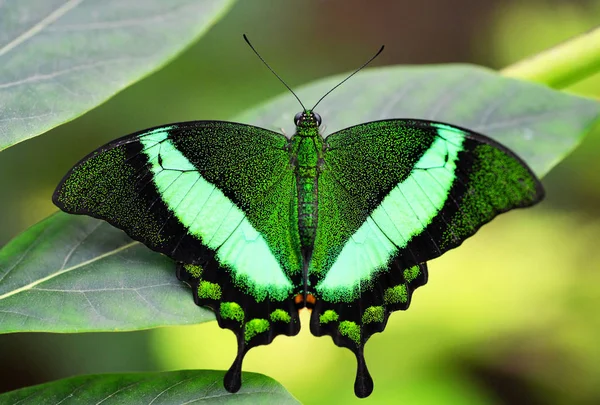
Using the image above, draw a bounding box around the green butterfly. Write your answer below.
[52,37,544,398]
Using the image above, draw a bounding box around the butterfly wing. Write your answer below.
[310,119,544,397]
[53,121,302,391]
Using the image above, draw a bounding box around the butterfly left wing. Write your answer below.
[309,119,544,397]
[53,121,302,392]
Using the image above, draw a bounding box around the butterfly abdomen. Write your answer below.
[292,132,323,253]
[297,166,318,247]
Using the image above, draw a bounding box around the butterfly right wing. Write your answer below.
[309,119,543,397]
[53,121,303,392]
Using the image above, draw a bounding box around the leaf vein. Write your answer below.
[0,58,141,90]
[147,377,195,405]
[0,0,84,58]
[0,241,139,301]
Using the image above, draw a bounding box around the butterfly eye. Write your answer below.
[294,112,304,125]
[313,112,322,126]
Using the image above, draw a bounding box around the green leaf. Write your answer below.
[0,213,213,333]
[2,64,598,334]
[0,0,235,152]
[0,370,300,404]
[237,64,600,177]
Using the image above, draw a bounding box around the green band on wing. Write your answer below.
[139,131,293,301]
[317,126,465,301]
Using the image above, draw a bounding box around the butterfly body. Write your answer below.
[291,111,323,256]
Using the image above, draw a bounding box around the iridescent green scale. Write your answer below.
[53,58,544,398]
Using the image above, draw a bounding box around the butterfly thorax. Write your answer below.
[290,114,324,261]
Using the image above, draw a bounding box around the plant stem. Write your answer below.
[501,26,600,90]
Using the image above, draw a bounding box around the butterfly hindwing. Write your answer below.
[309,119,544,397]
[309,262,428,397]
[53,121,303,391]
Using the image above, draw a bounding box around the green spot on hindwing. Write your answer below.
[383,284,408,305]
[403,265,421,283]
[319,310,339,324]
[220,302,244,323]
[244,319,270,342]
[197,281,222,300]
[270,309,291,323]
[338,321,361,345]
[184,264,203,279]
[362,306,384,324]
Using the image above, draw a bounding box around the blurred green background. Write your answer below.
[1,1,600,404]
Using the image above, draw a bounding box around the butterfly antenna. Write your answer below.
[311,45,384,111]
[243,34,306,111]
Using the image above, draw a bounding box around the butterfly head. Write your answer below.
[244,34,382,134]
[294,110,322,128]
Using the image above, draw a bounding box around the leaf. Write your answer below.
[2,64,599,334]
[237,64,600,177]
[0,0,235,152]
[0,213,213,333]
[0,370,300,404]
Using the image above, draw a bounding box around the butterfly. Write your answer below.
[52,36,544,398]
